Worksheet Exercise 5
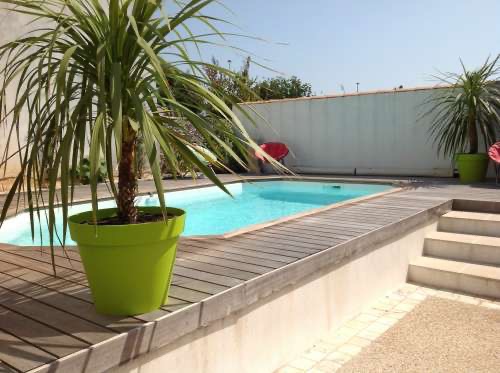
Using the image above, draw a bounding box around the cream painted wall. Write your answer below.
[238,88,455,177]
[0,7,32,178]
[113,220,437,373]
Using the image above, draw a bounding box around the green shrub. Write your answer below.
[72,158,107,185]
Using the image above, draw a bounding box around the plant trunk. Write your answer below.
[118,121,138,224]
[468,112,478,154]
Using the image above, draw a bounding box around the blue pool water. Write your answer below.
[0,181,391,246]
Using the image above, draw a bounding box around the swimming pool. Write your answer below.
[0,181,392,246]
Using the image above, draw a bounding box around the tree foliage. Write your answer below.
[254,76,312,101]
[423,57,500,157]
[204,57,257,105]
[204,58,313,103]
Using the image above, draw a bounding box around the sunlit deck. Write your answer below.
[1,175,500,372]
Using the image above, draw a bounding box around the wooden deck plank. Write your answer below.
[0,260,92,303]
[221,239,309,259]
[0,362,18,373]
[239,232,329,250]
[171,274,229,295]
[0,331,54,372]
[227,236,322,254]
[276,229,360,243]
[1,248,86,275]
[179,246,282,270]
[299,216,382,230]
[184,240,298,264]
[0,253,87,286]
[271,220,367,234]
[360,202,426,212]
[267,224,365,241]
[372,196,444,206]
[283,221,373,236]
[167,286,211,303]
[0,271,142,332]
[0,262,141,331]
[252,229,346,246]
[286,218,374,234]
[173,265,244,288]
[321,211,410,224]
[337,203,416,213]
[176,250,269,275]
[0,287,115,345]
[300,214,383,227]
[163,297,197,313]
[325,208,411,219]
[0,247,223,317]
[174,257,258,281]
[2,246,234,307]
[0,252,164,324]
[321,208,402,218]
[6,245,248,288]
[0,305,88,358]
[257,230,351,245]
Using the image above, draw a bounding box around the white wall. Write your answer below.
[0,7,32,178]
[238,88,454,177]
[113,220,437,373]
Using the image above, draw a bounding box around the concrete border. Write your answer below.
[453,198,500,214]
[240,85,450,105]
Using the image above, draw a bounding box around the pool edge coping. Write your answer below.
[218,186,403,239]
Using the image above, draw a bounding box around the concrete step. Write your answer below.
[438,211,500,238]
[424,231,500,266]
[408,256,500,299]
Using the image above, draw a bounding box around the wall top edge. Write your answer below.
[239,85,450,106]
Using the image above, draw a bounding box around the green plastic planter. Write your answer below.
[69,207,186,316]
[456,153,489,183]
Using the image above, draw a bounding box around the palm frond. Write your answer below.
[421,56,500,157]
[0,0,287,271]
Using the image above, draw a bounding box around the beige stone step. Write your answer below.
[408,256,500,299]
[424,231,500,266]
[438,211,500,237]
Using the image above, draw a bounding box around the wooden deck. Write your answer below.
[0,176,500,372]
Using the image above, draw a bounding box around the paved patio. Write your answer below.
[276,283,500,373]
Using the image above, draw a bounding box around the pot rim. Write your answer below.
[68,206,186,246]
[68,206,186,226]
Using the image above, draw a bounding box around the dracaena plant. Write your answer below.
[0,0,280,260]
[423,56,500,157]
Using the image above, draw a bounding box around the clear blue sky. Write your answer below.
[177,0,500,95]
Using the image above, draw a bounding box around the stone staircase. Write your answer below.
[408,210,500,299]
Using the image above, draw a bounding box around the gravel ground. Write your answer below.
[338,296,500,373]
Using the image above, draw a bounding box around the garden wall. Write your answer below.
[0,8,32,186]
[237,87,456,177]
[112,216,441,373]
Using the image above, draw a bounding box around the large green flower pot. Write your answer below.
[69,207,186,316]
[456,153,489,183]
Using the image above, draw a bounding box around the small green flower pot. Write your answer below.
[455,153,489,183]
[69,207,186,316]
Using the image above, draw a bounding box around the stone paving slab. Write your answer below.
[276,284,500,373]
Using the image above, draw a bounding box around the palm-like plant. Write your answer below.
[424,57,500,157]
[0,0,277,253]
